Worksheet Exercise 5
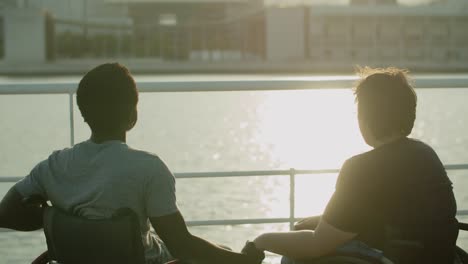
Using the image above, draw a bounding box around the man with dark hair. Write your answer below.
[76,63,139,139]
[247,67,458,263]
[0,63,264,264]
[353,67,417,142]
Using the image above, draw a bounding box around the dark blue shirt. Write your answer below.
[324,138,458,263]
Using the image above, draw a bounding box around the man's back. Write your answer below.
[15,139,179,261]
[0,63,263,264]
[324,138,458,262]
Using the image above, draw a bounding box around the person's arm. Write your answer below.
[0,186,43,231]
[253,218,356,260]
[294,215,321,230]
[150,212,262,264]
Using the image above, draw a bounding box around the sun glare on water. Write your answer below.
[254,89,370,217]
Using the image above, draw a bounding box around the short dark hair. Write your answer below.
[77,63,138,135]
[354,67,417,140]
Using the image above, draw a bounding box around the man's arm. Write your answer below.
[253,218,356,260]
[150,212,262,264]
[294,215,321,230]
[0,186,43,231]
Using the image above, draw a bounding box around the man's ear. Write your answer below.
[127,108,138,131]
[358,118,377,147]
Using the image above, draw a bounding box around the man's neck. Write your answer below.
[373,135,405,149]
[91,132,126,144]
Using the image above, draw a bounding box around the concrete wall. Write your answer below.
[2,8,46,63]
[265,7,305,61]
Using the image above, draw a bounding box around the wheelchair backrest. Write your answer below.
[43,206,145,264]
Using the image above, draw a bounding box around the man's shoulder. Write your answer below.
[343,151,372,169]
[405,138,438,154]
[124,146,163,162]
[339,148,388,180]
[124,146,157,157]
[345,138,434,164]
[70,141,168,170]
[122,147,173,175]
[42,145,74,165]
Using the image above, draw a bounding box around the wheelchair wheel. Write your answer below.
[456,246,468,264]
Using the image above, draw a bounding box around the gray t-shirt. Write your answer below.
[15,140,179,262]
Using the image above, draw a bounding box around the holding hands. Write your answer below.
[241,241,265,264]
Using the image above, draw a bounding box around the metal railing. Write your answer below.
[1,77,468,229]
[179,165,468,227]
[2,166,468,230]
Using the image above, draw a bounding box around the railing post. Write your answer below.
[289,168,296,230]
[69,92,75,146]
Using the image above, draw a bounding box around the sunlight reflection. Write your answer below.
[295,173,339,216]
[255,89,370,217]
[255,89,368,169]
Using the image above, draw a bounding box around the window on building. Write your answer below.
[159,14,177,26]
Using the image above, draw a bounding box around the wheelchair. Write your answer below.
[26,196,468,264]
[25,196,179,264]
[282,222,468,264]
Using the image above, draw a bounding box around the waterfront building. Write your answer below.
[0,0,467,71]
[265,1,468,70]
[102,0,264,60]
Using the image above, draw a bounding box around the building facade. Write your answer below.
[265,3,468,70]
[1,0,468,71]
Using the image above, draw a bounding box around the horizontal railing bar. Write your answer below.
[186,217,298,226]
[2,211,467,230]
[0,228,43,233]
[1,77,468,95]
[0,177,23,183]
[1,164,467,182]
[188,211,468,226]
[4,212,468,231]
[458,210,468,216]
[445,164,468,170]
[0,83,76,95]
[175,169,339,179]
[0,170,337,183]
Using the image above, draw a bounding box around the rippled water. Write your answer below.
[1,75,467,263]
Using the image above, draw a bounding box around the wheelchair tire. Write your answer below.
[456,246,468,264]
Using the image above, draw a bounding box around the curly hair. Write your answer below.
[77,63,138,135]
[354,66,417,140]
